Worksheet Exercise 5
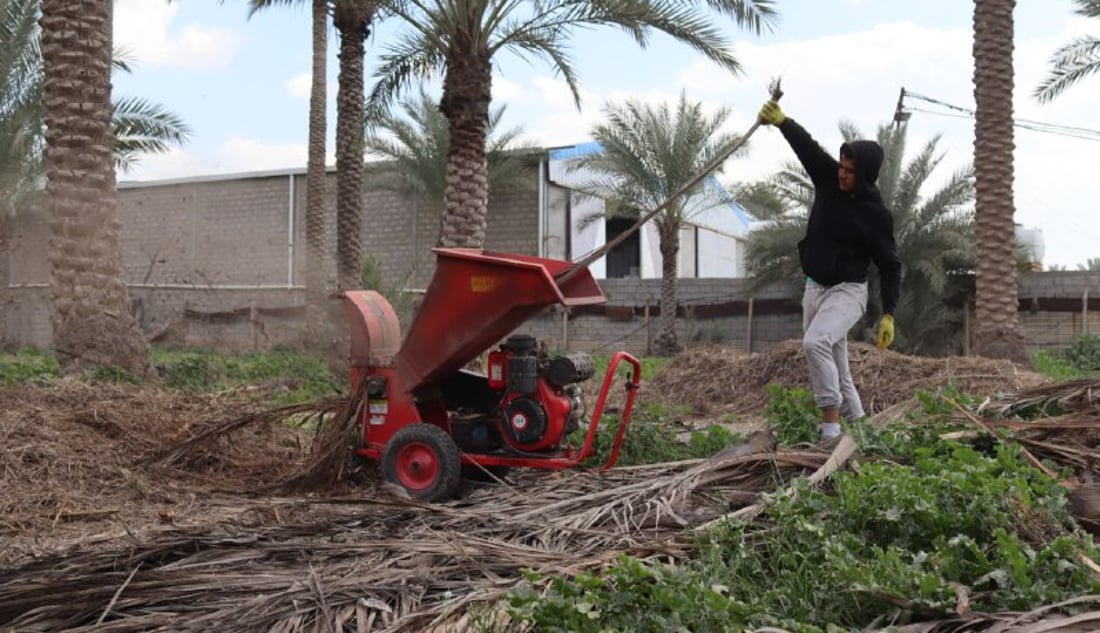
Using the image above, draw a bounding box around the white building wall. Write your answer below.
[545,142,755,279]
[698,228,743,278]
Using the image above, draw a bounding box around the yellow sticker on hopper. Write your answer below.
[471,276,500,292]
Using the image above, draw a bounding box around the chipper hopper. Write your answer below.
[341,248,642,500]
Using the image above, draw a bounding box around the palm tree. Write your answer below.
[744,121,975,356]
[0,0,42,345]
[567,93,747,355]
[2,0,192,348]
[111,85,192,173]
[1034,0,1100,103]
[243,0,334,347]
[364,85,537,204]
[112,53,194,173]
[332,0,377,291]
[38,0,148,374]
[369,0,778,249]
[0,0,42,204]
[972,0,1028,363]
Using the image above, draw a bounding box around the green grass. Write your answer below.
[0,348,60,386]
[591,352,671,385]
[0,346,344,405]
[150,346,343,404]
[1033,349,1099,381]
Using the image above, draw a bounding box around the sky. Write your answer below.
[110,0,1100,269]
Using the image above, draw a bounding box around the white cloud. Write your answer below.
[113,0,242,70]
[287,73,312,99]
[492,75,529,104]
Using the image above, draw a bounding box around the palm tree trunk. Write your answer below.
[39,0,148,376]
[972,0,1029,363]
[655,223,681,356]
[438,51,491,248]
[333,2,372,291]
[304,0,332,343]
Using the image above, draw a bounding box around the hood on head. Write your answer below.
[839,139,885,188]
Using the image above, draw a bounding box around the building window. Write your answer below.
[606,216,640,278]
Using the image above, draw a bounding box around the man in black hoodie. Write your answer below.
[758,99,902,441]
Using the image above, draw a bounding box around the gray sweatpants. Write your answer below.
[802,280,867,420]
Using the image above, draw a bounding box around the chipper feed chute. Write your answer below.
[394,248,605,393]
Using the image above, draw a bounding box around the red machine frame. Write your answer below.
[341,248,643,497]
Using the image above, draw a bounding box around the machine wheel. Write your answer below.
[382,424,462,501]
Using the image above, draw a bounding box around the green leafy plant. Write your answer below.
[1063,333,1100,372]
[1033,349,1090,380]
[570,402,743,467]
[590,353,672,386]
[763,384,821,446]
[0,349,59,385]
[510,436,1097,631]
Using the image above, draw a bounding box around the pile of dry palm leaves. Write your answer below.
[0,378,343,563]
[645,340,1049,417]
[0,436,845,632]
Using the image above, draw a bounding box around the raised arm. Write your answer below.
[777,119,839,189]
[757,101,838,188]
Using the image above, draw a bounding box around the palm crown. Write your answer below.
[364,85,538,202]
[367,0,777,248]
[1035,0,1100,103]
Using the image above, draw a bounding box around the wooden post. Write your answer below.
[962,296,971,356]
[561,309,569,350]
[249,302,259,351]
[1084,288,1090,336]
[746,297,754,353]
[644,301,652,357]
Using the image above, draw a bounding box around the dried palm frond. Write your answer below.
[979,379,1100,418]
[0,439,839,632]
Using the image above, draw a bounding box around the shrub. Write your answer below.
[512,405,1098,631]
[1063,333,1100,372]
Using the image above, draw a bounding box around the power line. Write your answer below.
[897,88,1100,143]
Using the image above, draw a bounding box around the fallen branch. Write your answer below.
[694,435,857,531]
[945,397,1067,484]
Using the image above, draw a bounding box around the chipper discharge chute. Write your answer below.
[341,248,642,501]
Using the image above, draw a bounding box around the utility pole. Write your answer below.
[893,87,910,130]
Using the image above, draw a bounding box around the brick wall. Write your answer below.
[525,277,805,357]
[4,169,539,349]
[5,167,1098,357]
[1018,271,1100,351]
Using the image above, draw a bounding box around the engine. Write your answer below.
[486,334,595,452]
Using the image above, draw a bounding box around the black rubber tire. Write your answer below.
[382,423,462,501]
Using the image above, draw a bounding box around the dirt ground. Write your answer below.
[0,340,1052,568]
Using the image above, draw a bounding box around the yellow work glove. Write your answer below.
[875,314,895,350]
[758,100,786,126]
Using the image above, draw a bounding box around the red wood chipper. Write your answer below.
[340,248,642,500]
